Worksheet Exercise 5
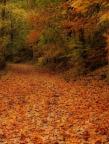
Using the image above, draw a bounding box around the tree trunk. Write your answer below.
[0,0,7,57]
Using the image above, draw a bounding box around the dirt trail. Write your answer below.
[0,64,109,144]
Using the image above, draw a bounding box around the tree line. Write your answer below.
[0,0,109,78]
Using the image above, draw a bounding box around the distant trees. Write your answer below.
[0,0,109,76]
[60,0,109,73]
[25,0,109,74]
[0,0,30,63]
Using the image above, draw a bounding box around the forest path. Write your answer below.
[0,64,109,144]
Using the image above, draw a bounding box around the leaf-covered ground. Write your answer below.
[0,64,109,144]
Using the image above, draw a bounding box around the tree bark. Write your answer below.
[1,0,7,57]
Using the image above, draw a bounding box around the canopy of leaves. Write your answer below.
[0,0,109,72]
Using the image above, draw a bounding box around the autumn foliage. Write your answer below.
[0,0,109,74]
[1,1,109,143]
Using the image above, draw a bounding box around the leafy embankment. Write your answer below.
[0,64,109,144]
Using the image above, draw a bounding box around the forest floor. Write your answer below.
[0,64,109,144]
